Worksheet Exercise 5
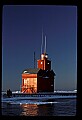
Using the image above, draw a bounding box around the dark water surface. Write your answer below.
[2,98,76,116]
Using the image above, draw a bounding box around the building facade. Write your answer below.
[21,53,56,93]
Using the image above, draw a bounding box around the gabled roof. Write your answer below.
[22,68,40,74]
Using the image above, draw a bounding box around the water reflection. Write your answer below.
[20,104,38,116]
[2,99,76,116]
[20,103,53,116]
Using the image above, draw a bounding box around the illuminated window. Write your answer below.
[24,79,27,85]
[41,62,43,64]
[47,63,49,64]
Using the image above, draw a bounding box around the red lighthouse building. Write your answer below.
[21,35,56,93]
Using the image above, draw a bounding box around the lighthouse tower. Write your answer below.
[21,34,56,93]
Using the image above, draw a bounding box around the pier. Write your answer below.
[2,91,77,99]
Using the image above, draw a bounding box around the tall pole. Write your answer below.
[41,28,43,54]
[34,51,35,68]
[44,35,46,54]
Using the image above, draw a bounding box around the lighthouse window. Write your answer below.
[47,63,49,64]
[24,79,27,85]
[41,62,43,64]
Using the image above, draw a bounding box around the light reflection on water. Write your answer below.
[20,103,51,116]
[2,99,76,116]
[20,104,38,116]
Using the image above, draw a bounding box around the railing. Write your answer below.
[21,85,37,93]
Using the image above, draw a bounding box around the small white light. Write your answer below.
[41,54,45,60]
[45,55,48,58]
[41,62,42,64]
[41,54,44,58]
[47,63,49,64]
[24,71,27,73]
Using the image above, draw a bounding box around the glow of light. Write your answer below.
[45,55,48,58]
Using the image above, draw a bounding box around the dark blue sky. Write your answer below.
[2,5,77,91]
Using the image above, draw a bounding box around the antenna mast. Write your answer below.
[41,28,43,54]
[34,51,35,68]
[44,35,46,54]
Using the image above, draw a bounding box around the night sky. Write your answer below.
[2,5,77,91]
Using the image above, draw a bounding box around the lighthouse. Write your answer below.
[21,34,56,93]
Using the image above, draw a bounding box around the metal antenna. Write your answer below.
[44,35,46,54]
[41,28,43,54]
[34,51,35,68]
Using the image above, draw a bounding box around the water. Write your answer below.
[1,98,76,116]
